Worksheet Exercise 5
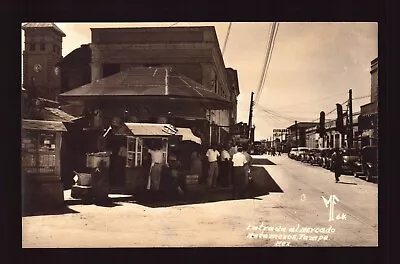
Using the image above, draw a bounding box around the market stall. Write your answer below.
[113,123,202,196]
[21,119,67,211]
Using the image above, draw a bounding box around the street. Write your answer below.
[22,154,378,248]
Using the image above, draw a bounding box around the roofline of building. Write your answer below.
[22,23,66,37]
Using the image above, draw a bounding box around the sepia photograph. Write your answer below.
[21,22,378,248]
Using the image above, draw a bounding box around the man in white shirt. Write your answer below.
[231,146,248,198]
[206,143,220,188]
[220,144,231,187]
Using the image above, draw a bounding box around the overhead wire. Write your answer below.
[254,23,275,104]
[222,22,232,56]
[255,22,279,104]
[274,91,349,110]
[256,104,315,122]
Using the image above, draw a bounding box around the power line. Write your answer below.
[255,22,279,105]
[222,22,232,56]
[310,100,349,122]
[256,104,315,122]
[258,111,291,126]
[254,23,275,104]
[277,91,349,110]
[353,95,371,100]
[255,22,279,104]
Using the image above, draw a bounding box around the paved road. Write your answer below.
[22,154,378,247]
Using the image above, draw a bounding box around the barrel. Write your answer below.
[89,152,111,201]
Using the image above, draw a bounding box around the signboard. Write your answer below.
[273,129,289,133]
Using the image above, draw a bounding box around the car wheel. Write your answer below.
[366,169,372,182]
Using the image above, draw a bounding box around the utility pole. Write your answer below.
[248,92,254,141]
[348,89,353,148]
[295,120,298,147]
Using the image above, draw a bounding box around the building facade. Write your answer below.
[358,57,378,147]
[305,113,360,149]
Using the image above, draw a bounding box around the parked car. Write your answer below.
[289,147,298,159]
[315,148,328,166]
[300,148,311,162]
[253,141,266,155]
[322,149,334,169]
[353,146,378,182]
[309,148,322,165]
[340,148,361,174]
[296,147,309,161]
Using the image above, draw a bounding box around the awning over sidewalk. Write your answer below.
[115,123,201,144]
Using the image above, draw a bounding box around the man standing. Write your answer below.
[206,143,220,189]
[220,144,231,187]
[332,148,343,183]
[231,146,248,199]
[228,141,238,158]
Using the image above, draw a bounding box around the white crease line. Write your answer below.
[178,77,204,97]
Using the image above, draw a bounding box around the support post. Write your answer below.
[348,89,353,148]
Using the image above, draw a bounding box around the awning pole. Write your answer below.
[165,68,169,95]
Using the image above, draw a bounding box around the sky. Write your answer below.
[21,22,378,140]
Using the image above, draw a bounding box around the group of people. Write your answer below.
[142,139,255,201]
[266,147,281,156]
[205,142,253,199]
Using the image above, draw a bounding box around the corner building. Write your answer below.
[58,26,240,146]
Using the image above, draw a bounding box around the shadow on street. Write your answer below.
[338,181,358,185]
[23,206,80,217]
[251,158,276,165]
[135,165,283,208]
[66,197,127,207]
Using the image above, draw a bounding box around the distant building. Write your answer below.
[286,122,318,147]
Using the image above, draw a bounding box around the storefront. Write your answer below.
[358,113,378,147]
[21,119,67,211]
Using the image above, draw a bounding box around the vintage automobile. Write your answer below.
[300,148,311,162]
[309,148,322,165]
[322,149,334,169]
[353,146,378,182]
[289,147,298,159]
[340,148,361,174]
[315,148,328,167]
[296,147,309,161]
[253,141,266,155]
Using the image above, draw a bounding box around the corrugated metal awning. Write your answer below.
[115,123,201,144]
[58,67,232,110]
[43,107,80,122]
[116,123,175,137]
[22,119,67,132]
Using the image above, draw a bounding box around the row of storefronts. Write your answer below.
[285,57,378,150]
